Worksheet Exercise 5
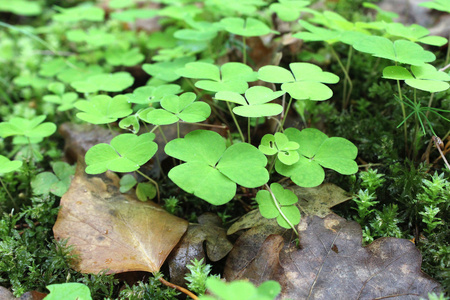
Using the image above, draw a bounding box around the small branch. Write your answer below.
[432,136,450,170]
[158,277,198,300]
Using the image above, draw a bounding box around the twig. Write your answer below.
[158,277,198,300]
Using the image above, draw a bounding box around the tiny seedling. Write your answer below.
[259,132,300,166]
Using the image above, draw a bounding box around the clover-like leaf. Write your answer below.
[119,174,137,193]
[204,0,266,17]
[52,4,104,22]
[111,9,158,22]
[256,183,300,229]
[383,64,450,93]
[105,47,145,67]
[125,84,182,105]
[275,128,358,187]
[165,130,268,205]
[142,56,196,82]
[0,115,56,139]
[71,72,134,93]
[269,0,310,22]
[385,23,447,47]
[0,1,42,16]
[418,0,450,14]
[146,92,211,125]
[66,28,115,47]
[215,86,284,118]
[201,277,281,300]
[31,162,75,197]
[0,155,22,175]
[46,283,92,300]
[136,182,157,201]
[57,63,104,84]
[119,114,141,134]
[75,95,132,125]
[294,20,367,45]
[174,20,221,41]
[85,133,157,174]
[43,92,78,111]
[220,17,278,37]
[258,63,339,100]
[177,62,258,93]
[259,132,300,165]
[353,36,436,66]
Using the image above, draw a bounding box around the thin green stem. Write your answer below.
[226,101,245,142]
[177,121,180,139]
[279,97,293,132]
[242,36,247,65]
[329,45,353,110]
[410,89,419,159]
[247,118,251,144]
[396,79,408,153]
[265,183,299,237]
[0,177,18,210]
[136,170,160,203]
[107,123,113,135]
[425,93,435,119]
[267,155,277,174]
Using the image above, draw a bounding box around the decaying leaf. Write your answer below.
[225,214,441,299]
[53,162,188,274]
[168,213,233,286]
[290,182,352,217]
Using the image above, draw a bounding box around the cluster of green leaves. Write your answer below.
[1,0,450,297]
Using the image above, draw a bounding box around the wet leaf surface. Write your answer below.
[168,213,233,286]
[225,214,441,299]
[53,162,188,274]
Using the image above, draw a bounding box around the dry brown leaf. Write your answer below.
[53,162,188,274]
[168,213,233,286]
[290,183,352,217]
[225,214,442,299]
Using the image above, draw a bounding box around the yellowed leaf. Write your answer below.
[53,162,188,274]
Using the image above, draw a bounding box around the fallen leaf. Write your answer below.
[225,214,442,299]
[168,213,233,286]
[290,182,352,217]
[53,162,188,274]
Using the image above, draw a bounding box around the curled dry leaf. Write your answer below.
[53,162,188,274]
[225,214,441,299]
[168,213,233,286]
